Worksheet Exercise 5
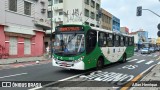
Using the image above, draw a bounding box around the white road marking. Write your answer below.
[142,55,146,56]
[154,55,157,57]
[148,55,152,57]
[140,64,156,75]
[29,72,86,90]
[0,73,28,79]
[128,59,138,62]
[145,61,154,65]
[136,60,145,63]
[157,62,160,65]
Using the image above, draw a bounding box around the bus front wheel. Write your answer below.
[96,58,104,70]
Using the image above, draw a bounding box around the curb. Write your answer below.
[0,57,51,65]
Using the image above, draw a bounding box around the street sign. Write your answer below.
[136,6,142,16]
[158,31,160,37]
[158,23,160,30]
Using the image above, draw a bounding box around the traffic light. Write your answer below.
[158,23,160,30]
[157,31,160,37]
[136,6,142,16]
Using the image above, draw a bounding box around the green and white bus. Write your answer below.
[52,24,134,70]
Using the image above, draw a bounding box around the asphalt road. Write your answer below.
[0,51,160,90]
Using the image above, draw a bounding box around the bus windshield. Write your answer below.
[54,33,85,56]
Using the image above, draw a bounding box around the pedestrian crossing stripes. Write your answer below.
[145,61,154,65]
[134,54,158,57]
[136,60,145,63]
[127,59,160,65]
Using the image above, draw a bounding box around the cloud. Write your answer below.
[101,0,160,38]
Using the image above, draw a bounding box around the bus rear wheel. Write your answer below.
[121,54,126,63]
[96,58,104,70]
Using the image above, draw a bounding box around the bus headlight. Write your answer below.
[74,56,84,63]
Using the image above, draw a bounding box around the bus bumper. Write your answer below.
[52,59,85,70]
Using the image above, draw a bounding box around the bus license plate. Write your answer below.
[61,62,67,67]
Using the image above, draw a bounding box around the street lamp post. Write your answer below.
[50,0,53,58]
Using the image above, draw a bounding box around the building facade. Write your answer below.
[120,27,129,34]
[130,30,148,49]
[48,0,101,31]
[0,0,51,59]
[101,8,112,30]
[112,16,120,32]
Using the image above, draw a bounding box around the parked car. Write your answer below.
[141,48,150,54]
[149,47,155,53]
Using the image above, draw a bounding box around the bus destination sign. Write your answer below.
[57,26,83,32]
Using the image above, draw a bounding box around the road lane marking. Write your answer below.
[29,72,87,90]
[128,59,138,62]
[157,62,160,64]
[120,64,156,90]
[136,60,145,63]
[0,73,28,79]
[145,61,154,65]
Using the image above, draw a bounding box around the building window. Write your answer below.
[54,0,58,4]
[59,11,63,15]
[48,11,52,18]
[96,14,99,21]
[48,0,52,6]
[91,0,95,8]
[9,0,17,12]
[90,12,95,19]
[9,37,17,55]
[96,3,100,10]
[24,39,31,55]
[85,0,89,5]
[90,23,95,27]
[24,1,31,15]
[59,0,63,3]
[85,9,89,17]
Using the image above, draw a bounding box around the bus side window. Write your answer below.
[132,37,134,45]
[86,30,97,54]
[129,37,132,46]
[107,33,113,47]
[114,35,120,47]
[98,32,107,47]
[120,36,124,47]
[125,37,128,46]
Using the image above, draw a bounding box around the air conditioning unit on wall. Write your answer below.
[40,0,45,4]
[41,8,46,13]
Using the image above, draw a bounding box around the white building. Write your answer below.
[48,0,101,32]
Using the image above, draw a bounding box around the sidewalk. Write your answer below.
[131,64,160,90]
[0,55,51,65]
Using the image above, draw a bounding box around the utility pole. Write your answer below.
[50,0,53,58]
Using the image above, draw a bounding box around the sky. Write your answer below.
[101,0,160,38]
